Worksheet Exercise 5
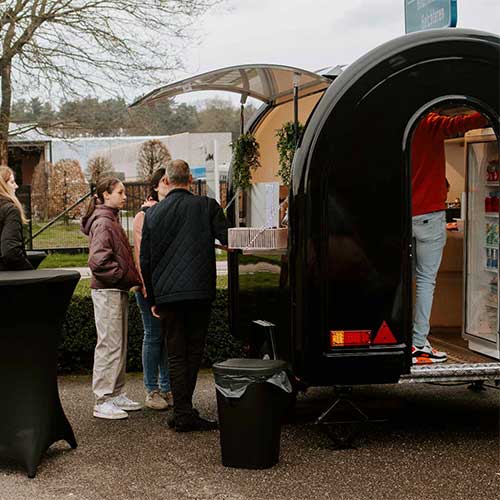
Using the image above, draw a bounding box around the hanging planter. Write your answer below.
[275,121,304,186]
[231,133,261,191]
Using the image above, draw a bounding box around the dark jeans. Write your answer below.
[158,300,211,423]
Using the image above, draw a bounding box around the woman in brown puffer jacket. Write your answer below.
[81,177,142,420]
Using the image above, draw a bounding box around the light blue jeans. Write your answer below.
[135,292,170,393]
[412,210,446,347]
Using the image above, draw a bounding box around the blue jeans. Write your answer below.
[135,292,170,393]
[412,210,446,347]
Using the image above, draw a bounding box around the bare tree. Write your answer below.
[87,155,113,184]
[0,0,218,162]
[137,139,171,180]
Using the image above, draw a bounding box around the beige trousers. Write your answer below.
[91,289,129,403]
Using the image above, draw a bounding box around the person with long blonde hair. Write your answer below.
[0,166,32,271]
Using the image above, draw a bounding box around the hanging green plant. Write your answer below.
[231,133,261,190]
[275,121,304,186]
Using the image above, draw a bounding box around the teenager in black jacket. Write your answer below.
[141,159,230,432]
[0,166,32,271]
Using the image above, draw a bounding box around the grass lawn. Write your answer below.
[30,220,132,250]
[30,220,89,250]
[39,252,89,269]
[215,253,282,266]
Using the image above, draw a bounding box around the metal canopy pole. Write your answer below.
[293,73,300,147]
[240,94,248,135]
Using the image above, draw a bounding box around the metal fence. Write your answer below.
[21,179,227,251]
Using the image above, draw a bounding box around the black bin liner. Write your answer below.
[213,358,292,469]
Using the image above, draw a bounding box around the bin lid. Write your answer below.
[213,358,287,377]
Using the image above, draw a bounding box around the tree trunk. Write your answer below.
[0,61,12,165]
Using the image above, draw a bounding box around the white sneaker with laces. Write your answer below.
[93,401,128,420]
[111,393,142,411]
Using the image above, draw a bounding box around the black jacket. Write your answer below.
[140,189,230,305]
[0,197,32,271]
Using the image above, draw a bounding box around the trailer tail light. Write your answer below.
[372,321,397,345]
[330,330,371,347]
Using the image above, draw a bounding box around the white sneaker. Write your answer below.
[111,393,142,411]
[93,401,128,420]
[412,341,447,365]
[145,390,168,410]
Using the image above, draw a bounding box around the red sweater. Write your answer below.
[411,112,488,216]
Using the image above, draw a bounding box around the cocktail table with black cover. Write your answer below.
[0,269,80,478]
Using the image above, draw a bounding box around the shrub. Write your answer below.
[231,133,261,191]
[59,283,244,373]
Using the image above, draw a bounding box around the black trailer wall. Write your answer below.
[291,29,500,385]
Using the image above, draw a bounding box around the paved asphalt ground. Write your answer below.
[0,372,498,500]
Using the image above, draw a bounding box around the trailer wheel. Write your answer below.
[323,422,358,449]
[468,381,486,392]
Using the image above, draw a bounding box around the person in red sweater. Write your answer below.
[411,111,488,365]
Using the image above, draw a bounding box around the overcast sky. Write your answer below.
[166,0,500,106]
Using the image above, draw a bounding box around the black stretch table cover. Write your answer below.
[0,269,80,477]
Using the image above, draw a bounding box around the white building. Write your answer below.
[9,128,232,201]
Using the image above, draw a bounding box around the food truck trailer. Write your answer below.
[132,29,500,399]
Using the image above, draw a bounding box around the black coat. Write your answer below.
[140,188,230,306]
[0,197,32,271]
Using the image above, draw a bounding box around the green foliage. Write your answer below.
[11,96,257,139]
[196,98,258,140]
[203,291,244,365]
[275,121,304,186]
[231,133,261,191]
[59,283,244,373]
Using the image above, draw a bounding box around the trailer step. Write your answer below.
[399,363,500,384]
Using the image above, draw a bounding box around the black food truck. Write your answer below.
[131,29,500,398]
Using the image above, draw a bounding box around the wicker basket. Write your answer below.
[228,227,288,250]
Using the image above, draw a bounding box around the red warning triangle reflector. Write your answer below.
[373,321,397,345]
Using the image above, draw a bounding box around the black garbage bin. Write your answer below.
[213,358,292,469]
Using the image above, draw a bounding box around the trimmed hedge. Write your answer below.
[59,282,244,373]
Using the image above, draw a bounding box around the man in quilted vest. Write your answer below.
[141,159,230,432]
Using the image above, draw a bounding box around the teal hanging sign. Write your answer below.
[405,0,457,33]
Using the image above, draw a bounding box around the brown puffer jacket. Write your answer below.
[81,204,141,290]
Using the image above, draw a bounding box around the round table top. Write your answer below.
[0,269,81,286]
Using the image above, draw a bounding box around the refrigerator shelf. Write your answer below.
[485,244,498,249]
[484,267,498,273]
[485,213,498,218]
[485,182,499,187]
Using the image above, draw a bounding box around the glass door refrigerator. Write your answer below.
[464,128,500,359]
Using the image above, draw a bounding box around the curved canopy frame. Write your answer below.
[130,64,332,108]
